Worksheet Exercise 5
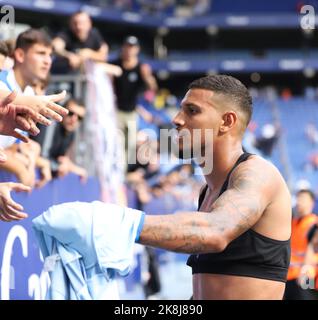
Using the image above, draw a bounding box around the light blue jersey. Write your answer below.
[32,201,145,300]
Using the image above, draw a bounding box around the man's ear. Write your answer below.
[219,111,237,133]
[14,48,25,64]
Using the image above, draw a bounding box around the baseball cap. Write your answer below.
[123,36,139,46]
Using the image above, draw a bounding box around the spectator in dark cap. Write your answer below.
[111,35,158,168]
[124,35,140,46]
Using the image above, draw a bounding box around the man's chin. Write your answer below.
[38,74,48,82]
[172,146,194,159]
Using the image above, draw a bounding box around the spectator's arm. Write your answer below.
[99,62,122,77]
[78,28,109,62]
[136,105,153,123]
[64,141,75,158]
[52,36,83,69]
[78,43,109,62]
[57,155,87,182]
[35,156,52,188]
[52,37,71,59]
[19,139,41,159]
[68,161,88,183]
[0,150,35,187]
[140,63,158,92]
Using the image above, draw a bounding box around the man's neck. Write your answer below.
[122,56,138,68]
[298,212,313,219]
[13,67,30,91]
[203,139,244,191]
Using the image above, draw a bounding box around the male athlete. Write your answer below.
[137,75,291,300]
[32,74,291,300]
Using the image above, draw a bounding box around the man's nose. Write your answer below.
[172,111,185,128]
[44,55,52,66]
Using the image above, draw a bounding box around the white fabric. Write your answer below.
[0,69,35,148]
[0,69,34,95]
[84,61,125,203]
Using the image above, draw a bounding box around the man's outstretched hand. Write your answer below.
[0,90,69,143]
[12,90,69,124]
[0,182,30,222]
[23,90,69,122]
[0,91,40,142]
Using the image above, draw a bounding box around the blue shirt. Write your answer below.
[32,201,145,300]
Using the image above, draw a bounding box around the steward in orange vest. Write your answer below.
[287,214,317,281]
[284,189,317,300]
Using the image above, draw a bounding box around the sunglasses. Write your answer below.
[67,110,84,121]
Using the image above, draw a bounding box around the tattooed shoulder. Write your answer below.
[228,155,278,194]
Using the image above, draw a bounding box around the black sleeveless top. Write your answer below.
[187,153,290,283]
[113,59,144,112]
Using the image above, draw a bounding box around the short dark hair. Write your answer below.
[71,10,91,20]
[297,189,316,201]
[0,41,9,57]
[15,28,52,51]
[5,39,16,57]
[189,74,253,127]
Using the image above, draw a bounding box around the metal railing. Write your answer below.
[49,73,96,176]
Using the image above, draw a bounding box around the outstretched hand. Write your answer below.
[0,182,30,222]
[0,90,69,142]
[14,90,69,124]
[0,91,39,142]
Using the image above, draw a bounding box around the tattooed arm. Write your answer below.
[138,158,275,254]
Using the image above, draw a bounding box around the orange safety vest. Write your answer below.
[310,250,318,290]
[287,214,317,281]
[314,229,318,290]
